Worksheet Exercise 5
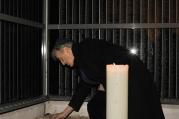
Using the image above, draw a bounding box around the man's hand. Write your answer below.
[50,112,66,119]
[50,106,74,119]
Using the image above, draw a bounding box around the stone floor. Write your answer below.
[36,113,89,119]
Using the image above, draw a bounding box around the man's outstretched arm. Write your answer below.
[50,105,73,119]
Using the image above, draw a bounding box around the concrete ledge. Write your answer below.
[0,101,179,119]
[162,104,179,119]
[45,101,89,117]
[0,103,45,119]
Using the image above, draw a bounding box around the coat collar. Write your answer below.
[72,42,80,67]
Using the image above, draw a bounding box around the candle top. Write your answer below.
[106,64,129,72]
[106,64,129,80]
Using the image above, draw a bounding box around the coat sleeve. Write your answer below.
[68,79,91,112]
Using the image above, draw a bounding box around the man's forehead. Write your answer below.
[56,49,63,54]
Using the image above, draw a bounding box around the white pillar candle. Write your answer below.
[106,64,129,119]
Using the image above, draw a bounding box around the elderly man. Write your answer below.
[50,38,165,119]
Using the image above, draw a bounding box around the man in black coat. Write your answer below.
[50,38,165,119]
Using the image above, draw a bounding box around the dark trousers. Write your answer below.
[87,91,106,119]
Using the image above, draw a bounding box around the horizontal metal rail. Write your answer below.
[0,13,44,28]
[48,23,179,29]
[0,96,47,114]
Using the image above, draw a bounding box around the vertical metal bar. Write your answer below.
[133,0,135,46]
[176,28,178,98]
[71,0,73,96]
[8,23,11,101]
[168,0,171,97]
[12,0,15,100]
[139,0,142,59]
[84,0,87,38]
[126,0,128,47]
[92,0,94,38]
[12,22,15,100]
[66,0,68,24]
[119,0,121,23]
[58,0,62,95]
[154,27,157,84]
[17,24,20,99]
[147,28,149,68]
[105,0,107,40]
[5,22,8,102]
[79,0,81,25]
[32,27,35,96]
[42,0,48,96]
[0,21,1,104]
[4,0,6,14]
[8,0,10,14]
[99,0,101,24]
[140,28,143,59]
[176,0,178,98]
[99,0,101,39]
[16,24,19,99]
[161,28,164,97]
[155,0,156,23]
[154,0,157,82]
[147,0,149,23]
[27,26,29,98]
[72,0,74,24]
[126,0,128,23]
[160,0,164,98]
[12,0,14,16]
[177,0,178,22]
[78,0,81,40]
[59,0,61,24]
[37,28,40,96]
[16,0,18,16]
[71,0,74,95]
[168,30,171,97]
[162,0,163,23]
[3,22,6,102]
[112,0,114,43]
[12,23,15,100]
[0,0,1,12]
[169,0,171,23]
[24,25,27,98]
[30,28,34,96]
[20,25,23,98]
[0,0,2,104]
[146,0,149,68]
[119,0,122,45]
[21,0,23,18]
[133,0,134,23]
[65,0,69,96]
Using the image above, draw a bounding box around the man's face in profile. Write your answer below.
[55,47,74,67]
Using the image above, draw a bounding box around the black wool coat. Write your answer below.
[68,39,165,119]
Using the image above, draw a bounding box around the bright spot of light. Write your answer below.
[41,44,47,56]
[129,48,138,55]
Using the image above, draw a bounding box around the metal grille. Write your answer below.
[0,0,45,112]
[49,0,179,102]
[0,0,43,22]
